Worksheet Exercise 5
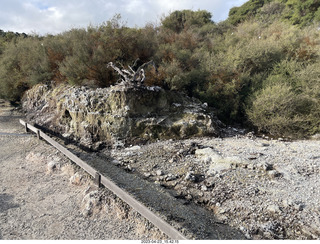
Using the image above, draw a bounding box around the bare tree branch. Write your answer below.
[107,60,156,86]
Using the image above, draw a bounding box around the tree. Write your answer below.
[161,10,213,33]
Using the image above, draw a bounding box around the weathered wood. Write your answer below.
[100,174,187,240]
[107,60,156,85]
[94,172,101,188]
[19,119,187,240]
[19,119,97,177]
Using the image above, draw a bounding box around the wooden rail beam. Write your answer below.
[19,119,187,240]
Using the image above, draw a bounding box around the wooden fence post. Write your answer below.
[94,172,101,188]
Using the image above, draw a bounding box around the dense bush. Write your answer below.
[0,2,320,138]
[247,59,320,137]
[0,37,51,101]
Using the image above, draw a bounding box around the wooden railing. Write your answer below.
[19,119,187,240]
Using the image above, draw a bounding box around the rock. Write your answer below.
[259,142,270,147]
[47,160,60,173]
[196,148,241,174]
[111,159,121,166]
[204,177,215,188]
[195,147,220,159]
[268,170,282,178]
[267,204,282,214]
[282,199,293,208]
[262,162,273,171]
[247,163,255,170]
[22,83,221,147]
[165,174,177,181]
[70,172,83,185]
[156,170,164,176]
[82,190,100,217]
[169,158,175,163]
[200,185,208,191]
[311,134,320,140]
[293,202,305,211]
[125,145,141,151]
[126,164,133,172]
[185,171,195,181]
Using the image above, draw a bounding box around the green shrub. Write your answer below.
[161,10,213,33]
[247,82,317,138]
[247,58,320,138]
[0,37,51,101]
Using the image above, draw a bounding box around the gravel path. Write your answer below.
[0,101,162,240]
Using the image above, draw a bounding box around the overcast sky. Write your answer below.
[0,0,247,35]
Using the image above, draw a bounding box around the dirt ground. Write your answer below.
[0,101,163,240]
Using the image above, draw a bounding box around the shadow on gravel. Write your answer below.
[72,149,246,240]
[0,193,19,213]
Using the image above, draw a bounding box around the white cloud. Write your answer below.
[0,0,247,35]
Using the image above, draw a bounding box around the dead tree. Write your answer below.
[107,59,156,86]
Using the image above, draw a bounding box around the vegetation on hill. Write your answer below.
[0,0,320,138]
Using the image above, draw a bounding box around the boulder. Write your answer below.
[22,83,222,148]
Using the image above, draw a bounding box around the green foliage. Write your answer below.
[161,10,213,33]
[281,0,320,26]
[0,37,51,101]
[247,82,317,137]
[1,6,320,138]
[228,0,320,27]
[228,0,272,25]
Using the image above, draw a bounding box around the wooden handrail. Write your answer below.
[19,119,187,240]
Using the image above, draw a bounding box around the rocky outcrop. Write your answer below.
[22,83,222,149]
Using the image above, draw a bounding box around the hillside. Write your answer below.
[228,0,320,26]
[0,1,320,139]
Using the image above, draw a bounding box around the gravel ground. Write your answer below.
[0,101,164,240]
[2,98,320,240]
[107,130,320,240]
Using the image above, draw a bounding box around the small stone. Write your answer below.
[219,208,226,214]
[125,145,141,151]
[154,180,161,185]
[248,163,255,170]
[262,162,273,171]
[185,194,193,200]
[259,142,270,147]
[268,170,281,178]
[248,155,257,160]
[185,171,195,181]
[111,159,121,166]
[166,174,177,182]
[282,199,293,208]
[144,173,151,178]
[201,185,208,191]
[241,163,248,169]
[47,161,59,173]
[293,202,305,211]
[156,170,164,176]
[70,172,83,185]
[204,177,215,188]
[267,204,281,213]
[129,159,136,164]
